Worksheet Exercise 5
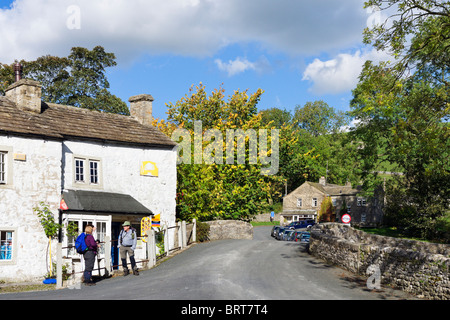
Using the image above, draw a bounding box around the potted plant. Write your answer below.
[33,202,62,284]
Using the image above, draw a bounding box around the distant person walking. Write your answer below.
[118,221,139,276]
[270,211,275,223]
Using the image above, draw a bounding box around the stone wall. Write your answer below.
[309,223,450,300]
[252,212,281,223]
[0,135,62,282]
[205,220,253,241]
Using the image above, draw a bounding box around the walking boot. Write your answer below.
[84,271,96,286]
[133,268,139,276]
[123,268,129,276]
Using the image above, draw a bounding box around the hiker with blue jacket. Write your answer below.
[83,225,98,286]
[118,221,139,276]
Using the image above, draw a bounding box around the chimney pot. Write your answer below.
[14,61,23,82]
[129,94,154,126]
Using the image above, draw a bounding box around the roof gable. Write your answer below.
[285,180,361,198]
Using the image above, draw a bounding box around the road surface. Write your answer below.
[0,226,416,300]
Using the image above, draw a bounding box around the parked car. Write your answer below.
[295,231,310,243]
[271,225,282,237]
[271,225,276,237]
[287,220,315,230]
[282,229,295,241]
[286,230,297,241]
[275,227,288,240]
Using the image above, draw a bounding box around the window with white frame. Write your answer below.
[0,146,12,186]
[331,197,337,207]
[74,156,102,187]
[357,197,367,206]
[0,230,14,261]
[90,160,99,184]
[75,158,85,183]
[0,152,6,184]
[297,198,302,207]
[65,216,110,257]
[312,198,318,207]
[361,213,367,223]
[96,221,107,255]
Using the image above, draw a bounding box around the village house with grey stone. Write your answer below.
[281,177,384,227]
[0,67,177,282]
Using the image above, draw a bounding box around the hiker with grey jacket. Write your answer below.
[118,221,139,276]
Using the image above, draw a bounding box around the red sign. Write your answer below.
[60,199,68,211]
[342,214,351,224]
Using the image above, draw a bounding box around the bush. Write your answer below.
[196,221,210,242]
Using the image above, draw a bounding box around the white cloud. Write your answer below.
[340,118,362,133]
[302,49,391,95]
[214,55,272,76]
[215,57,256,76]
[0,0,369,63]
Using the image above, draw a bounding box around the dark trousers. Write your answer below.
[84,251,96,282]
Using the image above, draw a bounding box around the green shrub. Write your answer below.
[196,221,210,242]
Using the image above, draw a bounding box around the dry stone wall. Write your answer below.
[205,220,253,241]
[309,223,450,300]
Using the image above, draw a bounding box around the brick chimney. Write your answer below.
[129,94,154,126]
[5,62,42,113]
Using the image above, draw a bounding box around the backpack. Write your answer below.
[119,228,136,245]
[75,232,88,254]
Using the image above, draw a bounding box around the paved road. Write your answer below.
[1,226,416,300]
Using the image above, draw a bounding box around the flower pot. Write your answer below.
[43,278,56,284]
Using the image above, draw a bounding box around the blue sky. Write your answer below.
[0,0,390,121]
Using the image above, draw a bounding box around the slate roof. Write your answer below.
[306,181,360,196]
[62,189,153,215]
[0,96,176,148]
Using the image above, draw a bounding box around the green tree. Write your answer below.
[0,46,128,115]
[260,107,292,128]
[34,202,62,278]
[293,100,349,137]
[350,0,450,240]
[155,84,286,222]
[363,0,450,75]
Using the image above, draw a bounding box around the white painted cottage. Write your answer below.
[0,75,177,282]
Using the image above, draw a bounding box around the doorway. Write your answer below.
[111,222,122,270]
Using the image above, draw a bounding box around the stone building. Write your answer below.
[281,177,383,227]
[0,73,177,282]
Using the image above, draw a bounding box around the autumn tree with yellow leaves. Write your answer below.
[154,83,296,221]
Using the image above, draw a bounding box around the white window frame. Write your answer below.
[361,213,367,223]
[296,198,302,207]
[312,198,318,207]
[75,158,85,183]
[0,228,17,265]
[63,214,111,258]
[357,197,367,207]
[89,160,100,185]
[331,197,337,207]
[0,146,13,187]
[73,155,103,189]
[0,151,6,184]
